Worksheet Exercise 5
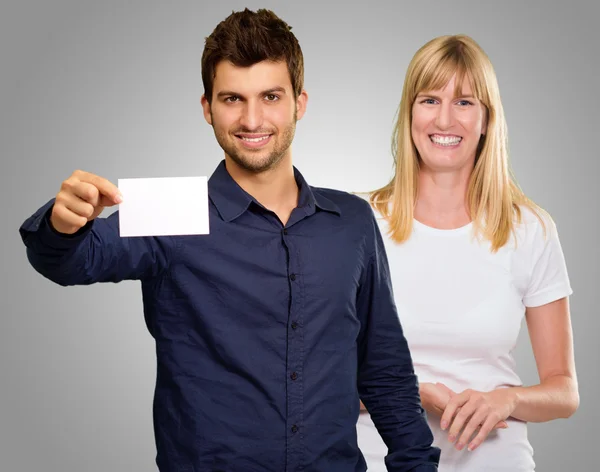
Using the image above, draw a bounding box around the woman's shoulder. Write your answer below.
[506,205,566,266]
[513,204,557,240]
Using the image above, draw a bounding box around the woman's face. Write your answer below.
[411,74,488,173]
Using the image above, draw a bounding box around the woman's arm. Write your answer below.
[510,297,579,421]
[441,297,579,451]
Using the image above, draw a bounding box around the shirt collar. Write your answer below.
[208,160,341,222]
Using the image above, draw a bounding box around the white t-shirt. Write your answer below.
[357,207,572,472]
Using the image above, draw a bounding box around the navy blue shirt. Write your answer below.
[20,161,439,471]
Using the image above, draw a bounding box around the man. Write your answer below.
[19,8,439,472]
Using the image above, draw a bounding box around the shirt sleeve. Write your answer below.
[356,209,440,472]
[523,214,572,308]
[19,199,174,285]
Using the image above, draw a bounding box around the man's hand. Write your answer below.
[50,170,122,234]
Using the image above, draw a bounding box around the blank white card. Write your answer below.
[117,176,209,237]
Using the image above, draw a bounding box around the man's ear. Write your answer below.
[201,94,212,125]
[295,89,308,121]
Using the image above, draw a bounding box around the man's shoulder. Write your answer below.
[311,186,374,216]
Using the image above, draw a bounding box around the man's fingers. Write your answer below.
[72,181,101,206]
[76,171,122,204]
[50,201,88,232]
[51,171,120,234]
[63,193,96,219]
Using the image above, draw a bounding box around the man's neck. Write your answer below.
[225,154,299,226]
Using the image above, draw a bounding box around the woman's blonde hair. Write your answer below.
[370,34,545,251]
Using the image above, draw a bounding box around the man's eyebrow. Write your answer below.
[262,86,287,95]
[216,86,288,98]
[216,90,239,98]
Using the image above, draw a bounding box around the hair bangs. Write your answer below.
[412,42,487,106]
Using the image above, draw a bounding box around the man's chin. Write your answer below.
[228,153,280,173]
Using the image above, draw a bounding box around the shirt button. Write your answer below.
[283,229,288,235]
[289,273,296,281]
[290,372,298,380]
[291,425,298,433]
[291,321,298,330]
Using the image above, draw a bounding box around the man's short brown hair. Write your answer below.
[201,8,304,104]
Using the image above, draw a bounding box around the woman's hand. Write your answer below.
[420,382,454,416]
[441,388,516,452]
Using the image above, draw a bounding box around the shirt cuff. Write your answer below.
[19,199,94,250]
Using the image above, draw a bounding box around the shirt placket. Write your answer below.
[282,226,304,471]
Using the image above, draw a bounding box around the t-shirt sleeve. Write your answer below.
[523,214,572,307]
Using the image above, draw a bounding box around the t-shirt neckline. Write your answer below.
[413,218,473,236]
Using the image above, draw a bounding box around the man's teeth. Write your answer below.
[241,136,269,142]
[430,135,462,146]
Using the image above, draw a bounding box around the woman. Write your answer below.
[357,35,579,471]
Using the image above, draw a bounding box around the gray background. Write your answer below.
[1,0,598,470]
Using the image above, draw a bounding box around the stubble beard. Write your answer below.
[212,110,298,174]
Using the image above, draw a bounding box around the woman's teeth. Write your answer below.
[430,135,462,146]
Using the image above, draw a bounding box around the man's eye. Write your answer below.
[265,94,279,101]
[225,96,240,103]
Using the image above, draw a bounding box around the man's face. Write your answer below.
[202,60,307,173]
